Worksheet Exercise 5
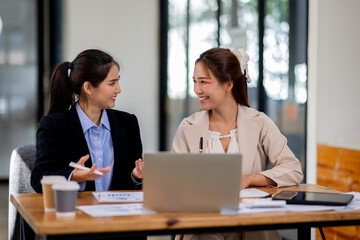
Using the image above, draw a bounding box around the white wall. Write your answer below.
[307,0,360,183]
[62,0,159,152]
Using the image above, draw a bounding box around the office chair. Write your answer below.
[8,144,36,240]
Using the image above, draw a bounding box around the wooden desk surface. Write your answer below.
[10,184,360,236]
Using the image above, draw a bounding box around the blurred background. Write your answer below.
[1,0,360,239]
[0,0,308,180]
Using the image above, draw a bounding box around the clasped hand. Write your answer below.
[241,173,276,189]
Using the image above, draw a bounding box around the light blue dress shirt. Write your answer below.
[76,103,114,191]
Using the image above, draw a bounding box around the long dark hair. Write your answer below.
[195,48,250,107]
[46,49,120,115]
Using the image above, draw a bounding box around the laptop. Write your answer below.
[142,153,242,212]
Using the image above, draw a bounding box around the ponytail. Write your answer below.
[232,73,250,107]
[46,62,74,115]
[44,49,119,116]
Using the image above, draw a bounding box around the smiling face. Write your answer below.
[193,62,234,112]
[86,64,121,110]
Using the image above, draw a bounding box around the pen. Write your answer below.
[199,137,203,153]
[69,162,103,176]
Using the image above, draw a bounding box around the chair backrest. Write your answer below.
[8,144,36,240]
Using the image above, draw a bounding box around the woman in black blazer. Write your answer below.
[31,49,144,194]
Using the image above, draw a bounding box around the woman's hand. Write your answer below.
[71,154,111,182]
[241,173,276,189]
[132,158,144,180]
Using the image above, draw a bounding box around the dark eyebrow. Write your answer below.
[109,76,120,82]
[193,76,209,80]
[197,77,210,81]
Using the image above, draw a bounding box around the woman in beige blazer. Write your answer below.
[171,48,303,240]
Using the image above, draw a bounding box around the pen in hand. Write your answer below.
[69,162,103,176]
[199,137,203,153]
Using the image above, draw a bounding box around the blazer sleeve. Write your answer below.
[108,110,143,190]
[130,114,143,160]
[130,114,143,189]
[258,113,304,187]
[31,116,73,193]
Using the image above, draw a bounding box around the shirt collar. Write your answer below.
[76,103,111,133]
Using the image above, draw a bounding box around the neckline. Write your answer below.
[219,134,231,139]
[208,129,237,139]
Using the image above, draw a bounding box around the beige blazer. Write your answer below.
[171,104,303,187]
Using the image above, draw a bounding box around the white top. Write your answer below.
[206,129,239,153]
[203,129,242,240]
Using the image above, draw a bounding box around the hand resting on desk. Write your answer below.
[241,173,277,189]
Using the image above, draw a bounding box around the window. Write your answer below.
[160,0,308,177]
[0,0,38,178]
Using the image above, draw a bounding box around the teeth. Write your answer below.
[199,97,209,100]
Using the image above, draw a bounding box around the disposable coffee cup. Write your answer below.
[52,181,80,217]
[41,175,67,212]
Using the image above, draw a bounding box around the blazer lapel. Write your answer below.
[68,107,95,191]
[182,111,209,153]
[106,110,126,188]
[68,108,90,164]
[236,105,262,175]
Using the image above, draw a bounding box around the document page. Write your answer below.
[338,192,360,211]
[240,188,271,198]
[93,192,143,203]
[77,203,153,217]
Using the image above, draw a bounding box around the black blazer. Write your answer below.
[31,107,143,193]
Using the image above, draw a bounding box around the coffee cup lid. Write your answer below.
[41,175,67,184]
[52,181,80,191]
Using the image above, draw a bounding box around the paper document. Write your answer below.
[285,204,345,212]
[93,192,143,203]
[78,203,153,217]
[240,188,271,198]
[236,203,287,214]
[338,192,360,211]
[231,203,345,215]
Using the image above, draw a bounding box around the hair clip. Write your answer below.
[230,48,251,83]
[68,62,72,78]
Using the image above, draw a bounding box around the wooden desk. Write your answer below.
[10,184,360,240]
